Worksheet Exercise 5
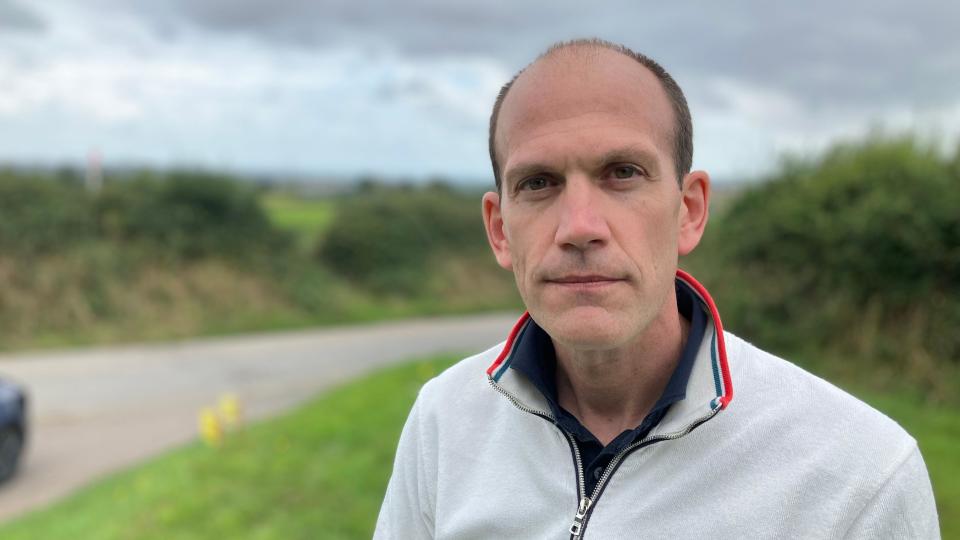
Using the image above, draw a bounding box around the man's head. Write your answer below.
[481,39,710,352]
[489,39,694,192]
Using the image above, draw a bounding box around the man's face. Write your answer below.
[483,49,708,351]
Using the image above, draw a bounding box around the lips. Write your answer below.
[543,273,628,292]
[548,274,622,284]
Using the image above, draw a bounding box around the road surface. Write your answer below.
[0,312,518,522]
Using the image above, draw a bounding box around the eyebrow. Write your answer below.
[593,144,661,174]
[504,143,661,188]
[503,162,556,190]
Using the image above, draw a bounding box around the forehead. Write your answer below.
[496,48,675,170]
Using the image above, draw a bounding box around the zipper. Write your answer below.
[569,407,722,538]
[489,377,721,539]
[569,494,591,537]
[487,377,554,420]
[488,379,588,536]
[562,430,588,536]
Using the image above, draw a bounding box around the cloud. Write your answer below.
[0,5,509,178]
[0,0,44,32]
[108,0,960,111]
[1,0,959,181]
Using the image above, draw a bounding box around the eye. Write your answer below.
[519,176,552,191]
[611,165,642,180]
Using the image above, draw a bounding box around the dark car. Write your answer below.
[0,377,27,483]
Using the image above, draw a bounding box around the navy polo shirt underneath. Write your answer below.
[510,281,707,496]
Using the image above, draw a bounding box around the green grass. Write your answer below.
[1,355,956,539]
[261,193,335,251]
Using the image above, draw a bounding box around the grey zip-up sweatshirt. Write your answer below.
[375,272,940,539]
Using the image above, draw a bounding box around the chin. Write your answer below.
[534,305,631,351]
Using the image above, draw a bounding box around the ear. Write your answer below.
[677,170,710,257]
[482,191,513,270]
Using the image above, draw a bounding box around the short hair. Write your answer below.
[488,38,693,191]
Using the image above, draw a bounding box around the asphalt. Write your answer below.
[0,312,518,522]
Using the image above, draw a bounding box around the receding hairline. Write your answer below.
[494,43,669,166]
[488,38,693,191]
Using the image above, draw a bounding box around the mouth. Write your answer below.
[545,274,625,288]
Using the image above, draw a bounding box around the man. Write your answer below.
[375,39,939,539]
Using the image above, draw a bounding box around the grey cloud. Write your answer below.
[109,0,960,112]
[0,0,45,31]
[659,3,960,110]
[105,0,579,58]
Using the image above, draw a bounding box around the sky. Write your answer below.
[1,1,959,184]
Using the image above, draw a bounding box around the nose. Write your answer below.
[554,177,611,251]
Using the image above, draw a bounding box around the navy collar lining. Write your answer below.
[509,278,708,443]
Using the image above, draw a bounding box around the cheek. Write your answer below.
[503,209,537,253]
[507,235,535,289]
[503,217,548,292]
[617,200,680,264]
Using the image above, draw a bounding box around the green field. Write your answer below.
[260,193,336,250]
[0,355,956,539]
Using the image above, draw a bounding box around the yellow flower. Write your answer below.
[199,407,222,447]
[219,393,243,429]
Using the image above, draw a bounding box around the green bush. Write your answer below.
[0,170,95,255]
[723,139,957,304]
[96,171,291,260]
[0,169,289,261]
[318,185,489,294]
[693,136,960,398]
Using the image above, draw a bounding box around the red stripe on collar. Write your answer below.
[485,311,530,377]
[676,269,733,408]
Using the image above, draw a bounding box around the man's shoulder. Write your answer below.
[716,333,938,536]
[416,342,504,409]
[723,332,916,462]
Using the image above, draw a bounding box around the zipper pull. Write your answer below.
[569,496,592,537]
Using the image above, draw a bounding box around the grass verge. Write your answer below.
[0,355,955,538]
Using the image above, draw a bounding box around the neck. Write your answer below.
[553,292,689,446]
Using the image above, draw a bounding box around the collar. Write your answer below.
[508,280,707,441]
[487,269,733,437]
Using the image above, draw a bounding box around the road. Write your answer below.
[0,312,518,522]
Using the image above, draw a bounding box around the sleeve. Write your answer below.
[373,391,437,540]
[842,444,941,539]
